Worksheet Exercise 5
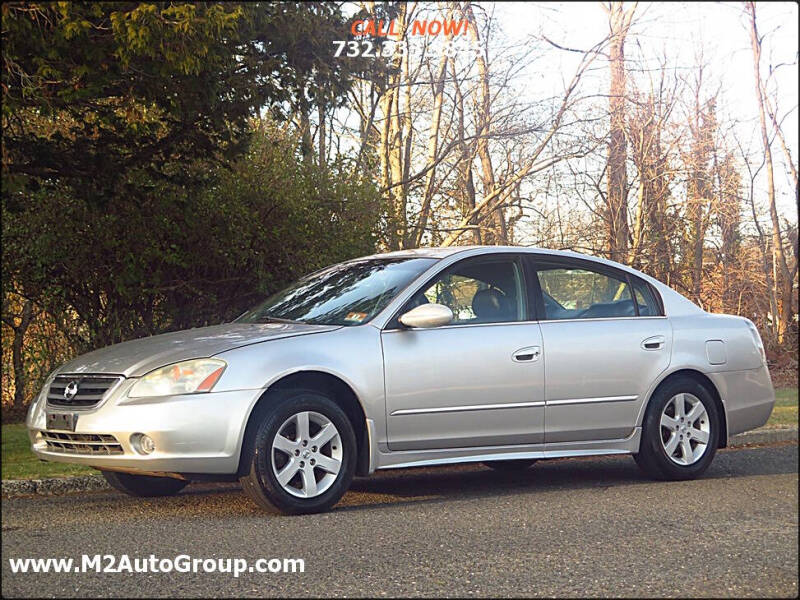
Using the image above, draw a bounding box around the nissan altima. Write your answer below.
[26,246,775,514]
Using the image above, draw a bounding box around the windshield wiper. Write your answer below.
[259,316,307,325]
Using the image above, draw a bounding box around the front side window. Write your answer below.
[406,258,526,325]
[237,257,437,326]
[537,266,634,320]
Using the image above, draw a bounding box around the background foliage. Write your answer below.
[1,2,380,419]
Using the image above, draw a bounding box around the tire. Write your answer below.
[483,459,537,472]
[239,389,356,515]
[634,376,720,481]
[101,470,188,497]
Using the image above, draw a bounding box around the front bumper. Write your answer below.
[26,379,262,475]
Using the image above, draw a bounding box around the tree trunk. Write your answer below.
[464,2,507,244]
[378,4,409,251]
[412,50,449,247]
[298,106,312,163]
[11,300,34,411]
[604,1,636,263]
[379,54,401,248]
[451,57,480,245]
[762,87,799,209]
[399,13,414,248]
[716,154,741,314]
[747,1,793,343]
[318,104,326,171]
[389,70,406,248]
[630,93,672,281]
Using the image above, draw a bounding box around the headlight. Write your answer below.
[129,359,226,398]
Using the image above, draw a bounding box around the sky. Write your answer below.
[493,1,799,219]
[337,2,798,225]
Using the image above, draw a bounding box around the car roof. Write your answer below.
[362,245,703,318]
[358,246,469,259]
[360,245,610,261]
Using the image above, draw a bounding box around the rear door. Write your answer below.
[526,256,672,444]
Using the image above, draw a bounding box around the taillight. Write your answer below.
[745,319,767,365]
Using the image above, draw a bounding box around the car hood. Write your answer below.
[56,323,340,378]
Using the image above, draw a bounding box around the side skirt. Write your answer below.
[374,428,641,471]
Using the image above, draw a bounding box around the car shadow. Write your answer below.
[142,443,799,512]
[7,445,793,524]
[333,444,798,512]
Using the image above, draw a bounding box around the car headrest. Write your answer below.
[472,288,511,321]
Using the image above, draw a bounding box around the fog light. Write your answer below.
[131,433,155,455]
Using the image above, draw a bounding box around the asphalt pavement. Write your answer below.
[2,443,797,598]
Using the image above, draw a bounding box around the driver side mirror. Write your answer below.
[399,303,453,329]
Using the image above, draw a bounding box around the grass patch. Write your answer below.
[1,423,93,480]
[767,387,798,428]
[1,387,797,481]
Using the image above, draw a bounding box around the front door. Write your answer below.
[381,255,545,451]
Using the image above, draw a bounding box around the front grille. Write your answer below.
[47,374,123,409]
[42,432,124,455]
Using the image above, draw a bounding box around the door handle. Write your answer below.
[641,335,666,350]
[512,346,541,362]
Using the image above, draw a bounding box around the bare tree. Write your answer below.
[441,37,606,246]
[714,151,743,314]
[463,2,506,244]
[625,58,679,278]
[682,68,716,303]
[602,1,637,263]
[746,0,796,344]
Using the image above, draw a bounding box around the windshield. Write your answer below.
[236,257,437,326]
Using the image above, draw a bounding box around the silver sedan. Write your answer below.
[27,246,775,514]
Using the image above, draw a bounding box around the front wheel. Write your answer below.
[101,470,188,497]
[240,389,356,515]
[634,376,720,481]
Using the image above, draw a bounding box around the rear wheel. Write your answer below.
[101,470,188,497]
[483,459,537,471]
[240,389,356,515]
[634,376,719,480]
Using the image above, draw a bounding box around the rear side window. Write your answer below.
[536,267,635,320]
[632,280,661,316]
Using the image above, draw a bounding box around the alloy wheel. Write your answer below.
[270,411,343,498]
[659,393,711,466]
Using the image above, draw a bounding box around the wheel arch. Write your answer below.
[236,370,370,477]
[639,368,728,448]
